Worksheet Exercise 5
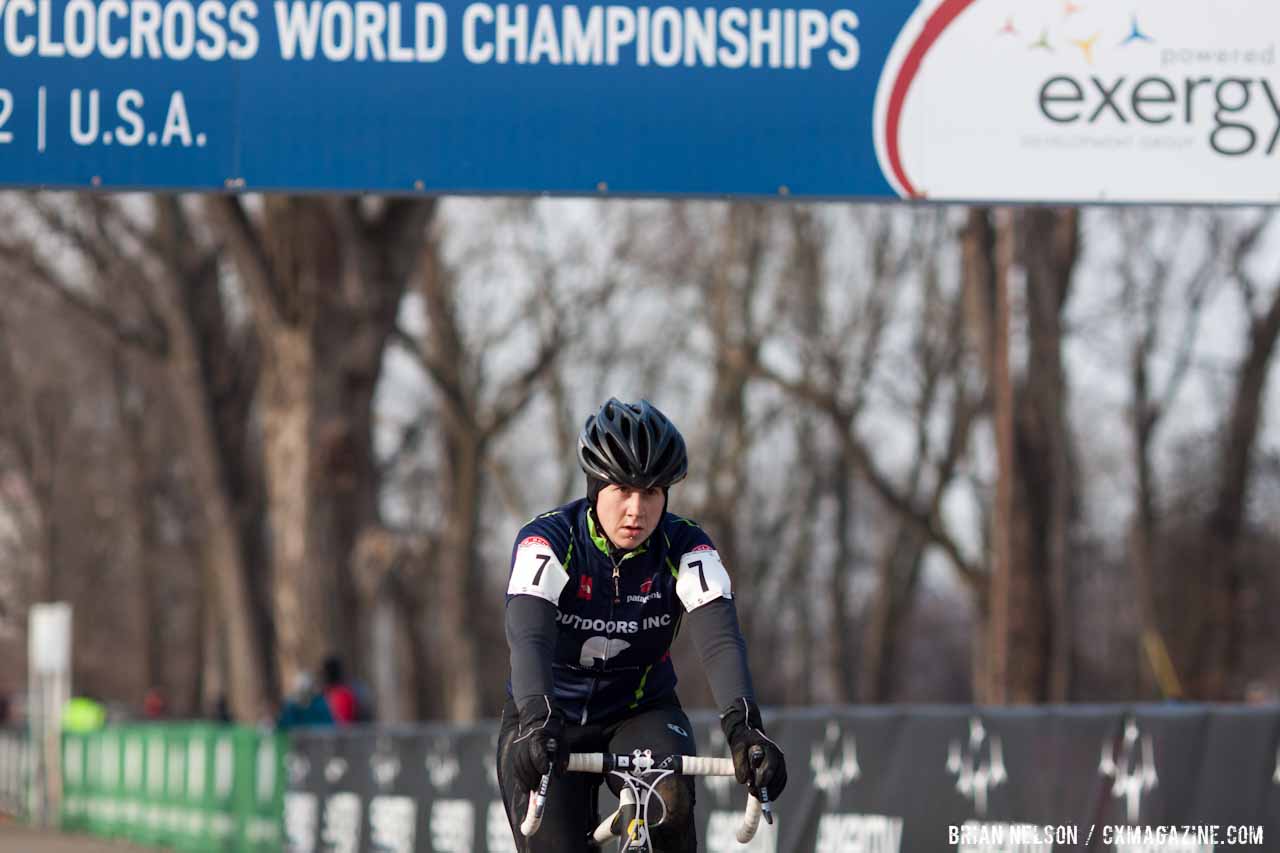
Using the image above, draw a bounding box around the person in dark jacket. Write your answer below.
[321,655,359,724]
[276,672,333,730]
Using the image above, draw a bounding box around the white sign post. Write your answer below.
[28,602,72,828]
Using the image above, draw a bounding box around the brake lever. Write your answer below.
[748,745,774,825]
[531,737,558,823]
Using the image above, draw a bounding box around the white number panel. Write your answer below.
[675,546,732,611]
[507,536,569,604]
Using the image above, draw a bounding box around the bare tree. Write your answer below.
[1196,212,1280,698]
[0,268,197,707]
[393,202,595,720]
[860,218,980,703]
[963,208,1082,703]
[728,206,983,702]
[203,195,434,692]
[0,302,69,609]
[1112,209,1218,699]
[0,194,272,718]
[1015,207,1080,702]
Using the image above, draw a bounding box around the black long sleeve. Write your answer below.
[685,597,755,708]
[505,594,558,707]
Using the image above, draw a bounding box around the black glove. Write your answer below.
[510,695,568,792]
[720,698,787,800]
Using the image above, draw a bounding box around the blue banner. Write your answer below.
[1,0,1277,201]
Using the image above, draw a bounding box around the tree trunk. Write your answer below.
[1016,208,1079,703]
[830,449,857,704]
[113,354,164,693]
[159,292,270,721]
[198,561,225,715]
[417,232,484,722]
[699,204,765,579]
[985,208,1018,704]
[352,528,421,723]
[209,196,432,696]
[436,431,485,721]
[1199,283,1280,698]
[258,325,332,689]
[785,422,823,703]
[861,523,926,703]
[156,195,277,707]
[369,590,418,724]
[1128,355,1183,699]
[0,317,62,607]
[976,208,1079,704]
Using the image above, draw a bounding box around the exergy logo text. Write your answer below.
[1038,74,1280,157]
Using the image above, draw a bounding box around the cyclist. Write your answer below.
[498,398,787,852]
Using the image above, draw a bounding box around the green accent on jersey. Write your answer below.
[629,664,655,709]
[563,541,574,574]
[587,509,647,560]
[588,509,607,553]
[672,516,700,528]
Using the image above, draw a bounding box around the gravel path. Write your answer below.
[0,821,169,852]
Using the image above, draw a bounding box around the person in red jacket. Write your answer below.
[322,655,359,724]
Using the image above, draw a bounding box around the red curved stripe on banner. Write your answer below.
[885,0,979,198]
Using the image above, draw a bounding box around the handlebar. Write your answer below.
[519,751,771,844]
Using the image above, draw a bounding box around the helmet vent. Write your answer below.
[605,434,629,472]
[576,398,688,489]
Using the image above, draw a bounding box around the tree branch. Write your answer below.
[1228,212,1272,316]
[482,328,561,438]
[0,238,164,354]
[743,353,984,587]
[390,324,477,432]
[202,195,283,331]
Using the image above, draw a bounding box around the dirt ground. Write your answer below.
[0,821,168,853]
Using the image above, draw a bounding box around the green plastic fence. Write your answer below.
[0,727,32,819]
[61,724,285,853]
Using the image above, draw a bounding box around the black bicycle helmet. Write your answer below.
[577,398,688,489]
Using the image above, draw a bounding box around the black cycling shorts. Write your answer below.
[496,695,699,852]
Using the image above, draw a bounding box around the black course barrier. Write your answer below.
[283,705,1280,852]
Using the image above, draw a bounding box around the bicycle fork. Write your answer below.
[611,786,647,852]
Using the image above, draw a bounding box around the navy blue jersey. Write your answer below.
[505,498,734,724]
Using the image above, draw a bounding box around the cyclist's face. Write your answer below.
[596,484,664,550]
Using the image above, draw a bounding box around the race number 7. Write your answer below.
[508,543,569,603]
[690,560,707,593]
[531,554,550,586]
[675,549,731,611]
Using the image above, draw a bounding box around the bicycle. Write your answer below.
[520,744,775,851]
